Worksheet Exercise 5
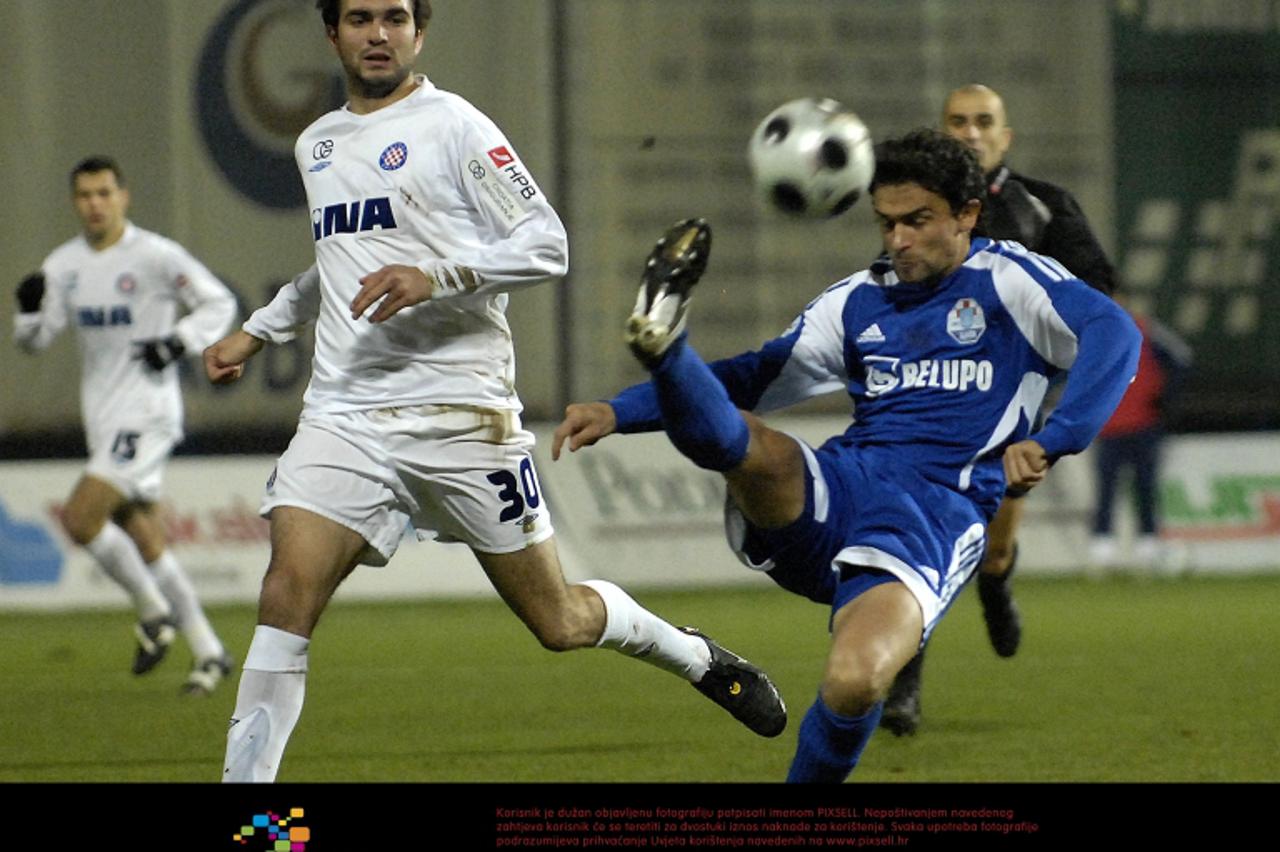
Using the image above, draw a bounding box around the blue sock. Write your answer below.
[651,337,750,472]
[785,695,883,783]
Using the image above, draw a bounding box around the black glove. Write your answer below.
[15,272,45,313]
[132,335,186,372]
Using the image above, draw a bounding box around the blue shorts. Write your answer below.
[725,435,987,640]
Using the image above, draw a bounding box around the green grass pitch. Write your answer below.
[1,574,1276,783]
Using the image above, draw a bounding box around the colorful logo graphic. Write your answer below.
[379,142,409,171]
[233,808,310,850]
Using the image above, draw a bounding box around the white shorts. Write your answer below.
[85,423,181,503]
[262,405,555,566]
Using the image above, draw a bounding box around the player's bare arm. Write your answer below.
[551,402,617,460]
[1002,439,1048,491]
[204,329,265,385]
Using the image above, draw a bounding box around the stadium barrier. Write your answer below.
[1,419,1277,610]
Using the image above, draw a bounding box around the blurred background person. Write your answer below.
[1089,293,1194,574]
[12,156,238,694]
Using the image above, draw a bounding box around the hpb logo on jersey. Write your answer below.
[379,142,408,171]
[947,298,986,344]
[232,807,309,850]
[487,146,515,168]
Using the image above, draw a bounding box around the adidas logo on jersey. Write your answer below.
[856,324,885,343]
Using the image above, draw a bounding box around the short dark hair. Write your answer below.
[315,0,431,31]
[70,156,125,190]
[869,129,985,214]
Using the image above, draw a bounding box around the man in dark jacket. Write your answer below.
[881,84,1117,736]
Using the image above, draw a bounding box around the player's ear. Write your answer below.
[957,199,981,232]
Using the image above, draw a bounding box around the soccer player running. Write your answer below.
[13,156,238,694]
[553,129,1140,782]
[878,84,1121,736]
[204,0,783,783]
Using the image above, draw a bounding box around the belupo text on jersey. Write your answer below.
[312,196,398,242]
[863,355,994,397]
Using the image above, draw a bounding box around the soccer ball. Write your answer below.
[747,97,875,219]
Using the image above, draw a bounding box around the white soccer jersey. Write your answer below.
[14,223,237,438]
[243,76,568,415]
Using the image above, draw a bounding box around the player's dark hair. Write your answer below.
[70,156,125,190]
[869,129,985,214]
[315,0,431,31]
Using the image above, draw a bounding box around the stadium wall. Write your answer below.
[2,420,1276,611]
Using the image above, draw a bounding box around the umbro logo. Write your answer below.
[856,323,885,343]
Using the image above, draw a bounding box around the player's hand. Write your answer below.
[551,402,617,460]
[1003,439,1049,494]
[15,272,45,314]
[203,330,264,385]
[132,335,186,372]
[350,264,436,323]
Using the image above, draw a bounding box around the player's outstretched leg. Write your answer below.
[626,217,712,366]
[626,218,749,474]
[879,648,923,737]
[680,626,787,738]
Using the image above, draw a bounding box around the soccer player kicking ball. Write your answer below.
[13,156,238,694]
[204,0,783,783]
[553,129,1141,782]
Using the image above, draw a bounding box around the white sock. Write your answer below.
[223,625,309,783]
[85,524,171,622]
[581,579,711,682]
[149,550,224,661]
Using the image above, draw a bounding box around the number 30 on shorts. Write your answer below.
[486,457,542,523]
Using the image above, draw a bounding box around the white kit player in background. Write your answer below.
[203,0,784,783]
[12,155,238,695]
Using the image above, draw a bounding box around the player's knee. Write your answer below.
[61,507,101,546]
[257,561,324,635]
[822,652,900,716]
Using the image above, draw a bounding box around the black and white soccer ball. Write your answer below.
[748,97,875,219]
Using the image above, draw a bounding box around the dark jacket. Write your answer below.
[977,165,1116,295]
